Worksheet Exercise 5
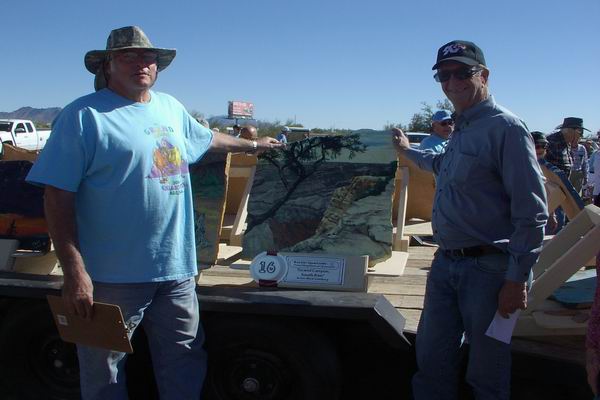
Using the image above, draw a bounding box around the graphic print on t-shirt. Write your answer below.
[145,125,189,195]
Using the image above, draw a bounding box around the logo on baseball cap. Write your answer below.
[432,40,486,70]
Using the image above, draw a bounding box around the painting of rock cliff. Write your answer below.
[242,131,397,266]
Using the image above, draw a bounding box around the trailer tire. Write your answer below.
[204,315,341,400]
[0,300,80,400]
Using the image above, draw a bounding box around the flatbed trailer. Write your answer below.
[0,267,413,400]
[0,245,593,400]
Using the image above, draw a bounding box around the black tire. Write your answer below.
[203,315,341,400]
[0,300,80,400]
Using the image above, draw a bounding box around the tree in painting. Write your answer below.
[247,134,367,231]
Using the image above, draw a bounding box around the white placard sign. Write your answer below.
[284,256,346,285]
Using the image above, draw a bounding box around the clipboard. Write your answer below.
[47,295,133,353]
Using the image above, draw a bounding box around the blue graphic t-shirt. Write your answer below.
[27,89,213,283]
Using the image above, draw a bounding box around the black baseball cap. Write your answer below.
[432,40,486,70]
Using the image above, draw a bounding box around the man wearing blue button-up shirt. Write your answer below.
[393,40,548,400]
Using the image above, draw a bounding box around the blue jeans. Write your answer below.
[77,277,207,400]
[412,250,511,400]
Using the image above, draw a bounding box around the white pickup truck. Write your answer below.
[0,119,51,151]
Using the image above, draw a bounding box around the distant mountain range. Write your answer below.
[0,107,61,124]
[0,108,233,127]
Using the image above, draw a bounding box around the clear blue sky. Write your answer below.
[2,0,599,134]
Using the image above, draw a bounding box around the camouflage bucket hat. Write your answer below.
[84,26,176,75]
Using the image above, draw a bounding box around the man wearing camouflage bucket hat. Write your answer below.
[84,25,177,91]
[27,26,282,399]
[392,40,547,399]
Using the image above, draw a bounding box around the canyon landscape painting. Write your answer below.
[242,131,397,266]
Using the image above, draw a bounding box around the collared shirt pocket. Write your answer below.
[448,151,479,185]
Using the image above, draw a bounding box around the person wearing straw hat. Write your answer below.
[392,40,547,400]
[26,26,282,399]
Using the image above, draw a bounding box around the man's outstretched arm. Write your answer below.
[209,132,284,154]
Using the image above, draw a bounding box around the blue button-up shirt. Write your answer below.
[405,96,548,282]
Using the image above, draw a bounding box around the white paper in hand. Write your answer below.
[485,310,521,344]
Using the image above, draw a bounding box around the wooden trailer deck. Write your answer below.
[197,243,588,367]
[196,245,432,333]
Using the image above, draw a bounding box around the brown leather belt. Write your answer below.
[444,244,505,258]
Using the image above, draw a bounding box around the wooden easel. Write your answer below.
[392,154,436,251]
[540,163,584,220]
[221,153,258,247]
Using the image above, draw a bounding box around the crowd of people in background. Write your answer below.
[422,111,600,211]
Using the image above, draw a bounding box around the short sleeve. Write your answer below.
[26,106,88,192]
[182,111,213,163]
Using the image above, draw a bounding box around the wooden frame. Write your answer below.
[393,167,409,252]
[220,154,258,247]
[228,163,256,247]
[515,204,600,336]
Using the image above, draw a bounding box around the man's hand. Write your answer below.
[391,128,410,152]
[587,348,600,395]
[497,280,527,318]
[255,136,284,154]
[62,269,94,320]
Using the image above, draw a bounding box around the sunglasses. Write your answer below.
[535,144,548,150]
[434,67,482,83]
[115,51,158,64]
[439,120,454,127]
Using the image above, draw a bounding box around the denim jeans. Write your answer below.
[412,250,511,400]
[76,277,207,400]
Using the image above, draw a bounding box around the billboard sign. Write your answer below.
[228,101,254,119]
